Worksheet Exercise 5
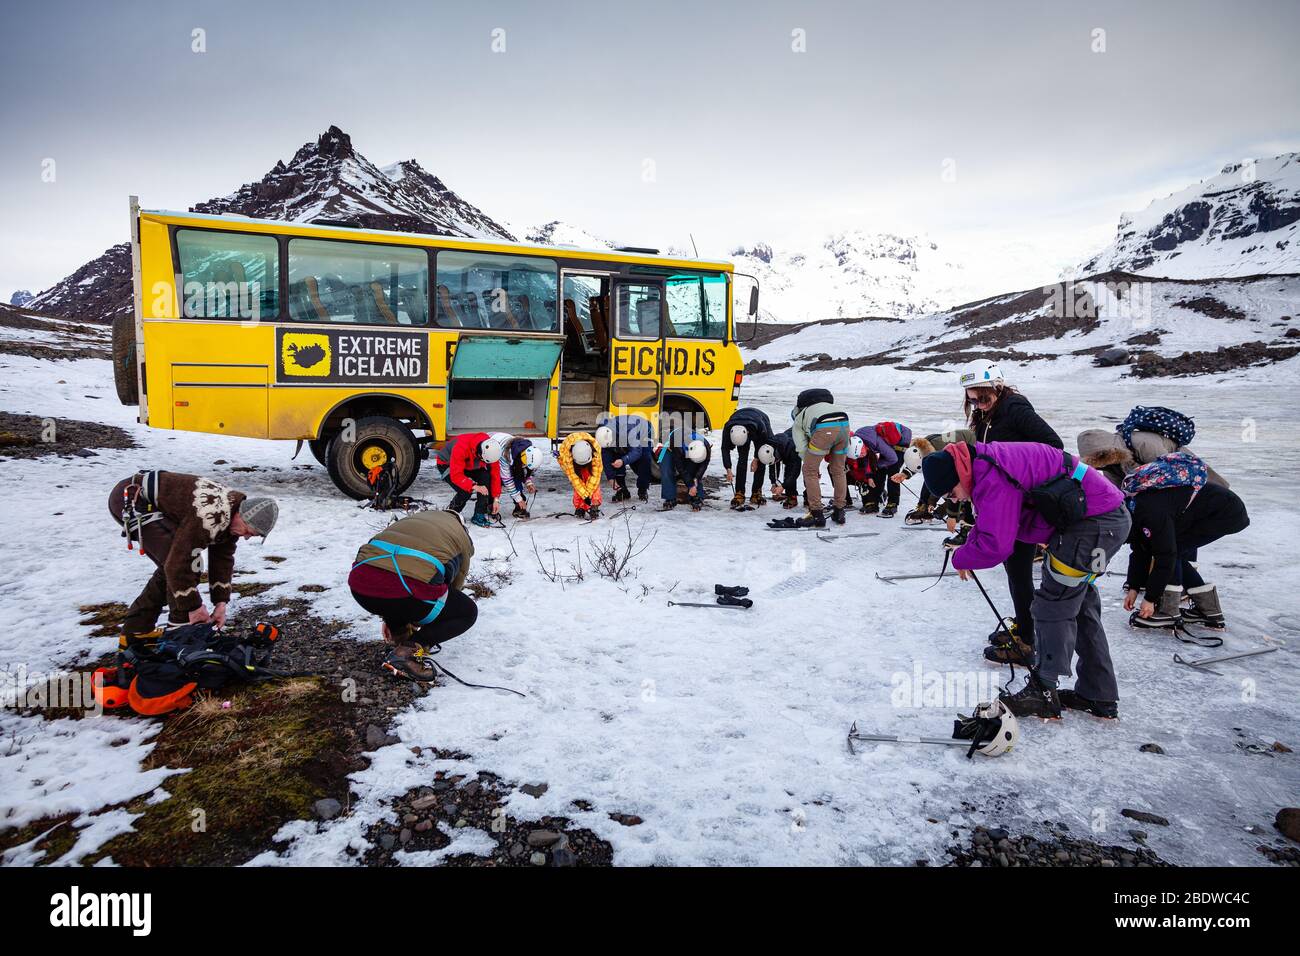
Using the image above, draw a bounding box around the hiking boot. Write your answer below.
[1058,688,1119,720]
[589,507,601,519]
[879,504,897,519]
[661,500,677,511]
[730,492,746,510]
[998,674,1061,719]
[984,630,1036,666]
[470,514,492,528]
[612,486,631,503]
[574,508,589,519]
[382,648,437,684]
[638,490,649,502]
[987,618,1019,645]
[1129,586,1182,630]
[795,509,826,529]
[1182,584,1226,629]
[750,491,766,507]
[512,503,530,519]
[690,499,703,512]
[904,506,933,525]
[943,525,970,549]
[782,495,799,509]
[830,506,846,525]
[861,501,880,515]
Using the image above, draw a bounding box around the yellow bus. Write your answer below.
[117,198,758,497]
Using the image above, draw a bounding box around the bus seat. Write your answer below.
[564,299,592,356]
[461,290,486,328]
[636,298,661,338]
[436,284,463,327]
[517,294,533,329]
[303,276,330,321]
[588,295,611,351]
[369,282,398,324]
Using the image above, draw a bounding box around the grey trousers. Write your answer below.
[1032,505,1132,701]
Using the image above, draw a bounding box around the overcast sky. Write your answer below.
[2,0,1298,300]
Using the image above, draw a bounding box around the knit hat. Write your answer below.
[238,497,279,537]
[921,451,959,498]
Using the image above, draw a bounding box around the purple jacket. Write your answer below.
[855,426,898,469]
[952,441,1125,571]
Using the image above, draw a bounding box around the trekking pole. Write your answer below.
[968,569,1015,642]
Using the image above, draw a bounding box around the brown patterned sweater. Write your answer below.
[134,471,247,612]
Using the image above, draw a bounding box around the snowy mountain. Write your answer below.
[8,290,33,308]
[520,220,613,250]
[1074,153,1300,279]
[730,232,968,323]
[29,127,514,324]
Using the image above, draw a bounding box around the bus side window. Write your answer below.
[434,251,558,332]
[287,238,428,325]
[176,229,279,320]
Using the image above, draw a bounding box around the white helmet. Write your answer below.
[594,425,615,448]
[964,699,1019,757]
[902,444,924,475]
[756,443,777,466]
[480,438,503,464]
[958,359,1004,391]
[728,424,749,447]
[686,440,708,463]
[518,444,537,470]
[571,440,594,466]
[848,435,866,460]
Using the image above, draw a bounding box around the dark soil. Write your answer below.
[941,823,1173,868]
[743,358,792,374]
[1129,340,1300,378]
[0,303,112,360]
[0,411,136,459]
[1176,295,1247,321]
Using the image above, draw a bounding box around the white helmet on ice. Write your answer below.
[479,438,503,464]
[959,359,1005,391]
[686,440,708,464]
[848,435,866,460]
[961,699,1019,757]
[902,444,924,475]
[571,440,594,466]
[728,424,750,447]
[756,443,777,466]
[594,425,615,448]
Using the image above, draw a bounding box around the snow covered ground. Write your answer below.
[1,346,1297,866]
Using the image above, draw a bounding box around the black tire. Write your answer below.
[325,416,420,499]
[308,437,330,466]
[112,312,138,406]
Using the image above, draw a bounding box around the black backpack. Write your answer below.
[796,388,834,410]
[975,445,1088,531]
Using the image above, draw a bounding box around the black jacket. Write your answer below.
[1125,483,1249,602]
[721,407,773,469]
[768,428,801,493]
[670,437,712,487]
[972,392,1062,448]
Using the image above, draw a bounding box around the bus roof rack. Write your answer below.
[615,245,660,255]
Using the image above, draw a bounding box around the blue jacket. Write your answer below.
[597,413,654,466]
[856,426,898,469]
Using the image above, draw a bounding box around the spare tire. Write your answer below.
[112,312,138,405]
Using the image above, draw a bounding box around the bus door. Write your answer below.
[557,271,614,433]
[608,278,666,437]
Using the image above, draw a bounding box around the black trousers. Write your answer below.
[731,442,769,495]
[1173,507,1251,588]
[1004,539,1038,645]
[864,462,903,507]
[603,449,652,494]
[445,466,492,514]
[351,588,478,647]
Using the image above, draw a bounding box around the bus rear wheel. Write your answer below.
[324,416,420,499]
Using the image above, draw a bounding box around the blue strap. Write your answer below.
[1071,462,1088,482]
[353,539,448,624]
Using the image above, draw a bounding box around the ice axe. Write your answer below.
[667,600,749,610]
[1173,645,1278,675]
[846,720,972,756]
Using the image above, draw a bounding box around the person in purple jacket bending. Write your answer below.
[921,440,1131,721]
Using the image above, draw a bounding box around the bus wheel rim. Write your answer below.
[359,445,390,470]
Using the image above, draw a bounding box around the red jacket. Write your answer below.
[443,432,502,497]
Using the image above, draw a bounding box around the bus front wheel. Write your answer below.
[324,416,421,499]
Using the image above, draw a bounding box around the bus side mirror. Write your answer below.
[748,286,759,317]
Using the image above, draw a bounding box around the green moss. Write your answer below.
[83,677,351,866]
[0,813,79,862]
[78,602,129,637]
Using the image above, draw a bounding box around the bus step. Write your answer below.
[558,404,604,430]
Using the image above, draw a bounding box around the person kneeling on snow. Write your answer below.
[108,471,278,638]
[859,422,913,517]
[489,431,539,518]
[560,432,603,519]
[655,428,711,511]
[845,433,879,512]
[791,388,851,527]
[349,509,477,683]
[764,428,803,509]
[721,406,774,509]
[435,432,503,527]
[1119,452,1249,631]
[921,441,1131,720]
[595,414,654,503]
